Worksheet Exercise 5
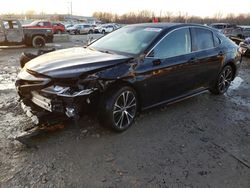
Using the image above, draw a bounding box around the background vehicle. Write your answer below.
[23,20,52,29]
[52,22,66,34]
[16,23,241,132]
[97,24,119,34]
[66,24,94,35]
[210,23,236,32]
[23,20,65,34]
[0,19,53,48]
[224,27,250,44]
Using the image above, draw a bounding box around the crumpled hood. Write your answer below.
[25,47,131,78]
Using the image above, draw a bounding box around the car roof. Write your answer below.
[126,22,213,30]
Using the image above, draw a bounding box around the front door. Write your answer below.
[4,20,24,44]
[134,28,197,108]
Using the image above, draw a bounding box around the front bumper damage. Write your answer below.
[16,68,98,127]
[15,70,98,145]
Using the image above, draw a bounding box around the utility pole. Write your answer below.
[70,1,73,16]
[67,1,73,17]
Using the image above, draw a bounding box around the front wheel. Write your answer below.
[209,65,233,95]
[99,86,138,132]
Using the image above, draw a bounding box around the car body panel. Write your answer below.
[25,47,132,78]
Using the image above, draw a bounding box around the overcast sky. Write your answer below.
[1,0,250,17]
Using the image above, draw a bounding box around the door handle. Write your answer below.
[152,59,161,66]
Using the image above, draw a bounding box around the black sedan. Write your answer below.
[16,23,241,132]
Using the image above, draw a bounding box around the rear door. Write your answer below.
[190,27,223,88]
[4,20,24,44]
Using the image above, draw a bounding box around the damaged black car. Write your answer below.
[16,23,241,132]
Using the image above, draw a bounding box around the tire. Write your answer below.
[102,30,105,34]
[88,30,93,34]
[209,65,233,95]
[32,36,45,48]
[99,86,138,132]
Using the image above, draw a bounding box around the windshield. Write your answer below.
[90,26,162,55]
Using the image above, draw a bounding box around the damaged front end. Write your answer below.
[15,46,133,144]
[16,67,103,126]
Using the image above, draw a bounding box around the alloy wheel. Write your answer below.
[113,90,137,129]
[218,66,233,93]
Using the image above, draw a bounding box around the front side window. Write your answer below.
[149,28,191,59]
[192,28,214,51]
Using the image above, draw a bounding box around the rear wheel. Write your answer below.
[32,36,45,48]
[209,65,233,95]
[99,86,138,132]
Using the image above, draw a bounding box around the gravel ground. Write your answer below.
[0,36,250,188]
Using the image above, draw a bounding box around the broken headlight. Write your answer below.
[42,85,97,97]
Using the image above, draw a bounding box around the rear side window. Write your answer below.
[149,28,191,59]
[214,35,221,47]
[192,28,214,51]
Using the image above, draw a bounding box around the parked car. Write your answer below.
[0,19,53,48]
[223,27,250,44]
[239,39,250,57]
[97,24,119,34]
[23,20,52,29]
[23,20,65,34]
[52,22,66,34]
[209,23,237,32]
[16,23,241,132]
[67,24,94,35]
